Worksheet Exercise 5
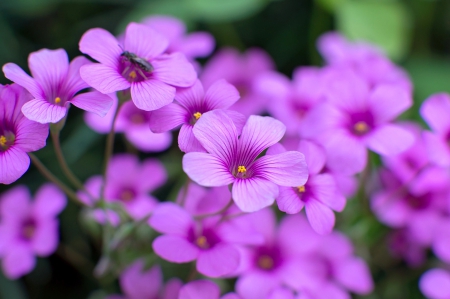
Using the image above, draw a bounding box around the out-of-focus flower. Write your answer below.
[3,49,113,123]
[419,268,450,299]
[182,110,308,212]
[78,154,166,222]
[201,48,274,117]
[149,79,244,152]
[301,69,414,175]
[79,22,197,111]
[0,184,66,279]
[0,84,48,184]
[107,260,182,299]
[84,95,172,152]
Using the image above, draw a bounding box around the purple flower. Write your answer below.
[0,184,66,279]
[419,268,450,299]
[182,109,308,212]
[79,22,197,111]
[200,48,274,117]
[3,49,113,123]
[179,280,220,299]
[271,141,346,235]
[85,95,172,152]
[107,260,182,299]
[0,84,48,184]
[149,79,244,152]
[301,69,414,175]
[78,154,167,221]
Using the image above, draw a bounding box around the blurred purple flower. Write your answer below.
[0,184,66,279]
[149,79,244,152]
[79,22,197,111]
[182,109,308,212]
[107,260,182,299]
[3,49,113,123]
[85,95,172,152]
[0,84,48,184]
[200,48,274,117]
[419,268,450,299]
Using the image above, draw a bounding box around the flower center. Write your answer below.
[297,185,306,193]
[258,255,274,270]
[353,121,369,135]
[120,51,154,83]
[193,112,202,120]
[196,236,209,249]
[238,166,247,173]
[0,135,6,147]
[22,224,36,240]
[120,189,135,202]
[0,132,15,152]
[55,97,61,104]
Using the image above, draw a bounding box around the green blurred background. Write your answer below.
[0,0,450,298]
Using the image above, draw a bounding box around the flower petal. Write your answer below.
[182,152,234,186]
[153,235,199,263]
[308,174,346,212]
[232,177,278,212]
[148,103,186,133]
[366,124,414,156]
[70,90,113,116]
[80,64,130,94]
[33,183,67,218]
[139,158,167,192]
[204,79,240,110]
[298,140,326,175]
[149,202,193,235]
[2,243,35,279]
[2,63,43,99]
[125,126,172,152]
[420,93,450,134]
[197,244,240,277]
[131,79,175,111]
[120,262,162,299]
[174,79,204,109]
[14,118,49,152]
[0,148,30,184]
[276,186,304,214]
[423,131,450,166]
[419,269,450,299]
[79,28,122,68]
[21,99,67,123]
[152,52,197,87]
[179,124,205,153]
[125,22,168,59]
[369,84,412,123]
[61,56,90,96]
[334,258,374,294]
[305,199,335,234]
[179,280,220,299]
[179,32,215,58]
[31,219,58,256]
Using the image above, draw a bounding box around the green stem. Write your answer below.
[28,153,85,206]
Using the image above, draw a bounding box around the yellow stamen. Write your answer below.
[354,121,369,134]
[129,71,137,79]
[237,166,247,173]
[193,112,202,120]
[196,236,209,249]
[0,135,6,146]
[55,97,61,104]
[258,255,274,270]
[297,185,306,193]
[120,190,134,202]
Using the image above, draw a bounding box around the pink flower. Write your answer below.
[0,84,48,184]
[0,184,66,279]
[419,268,450,299]
[200,48,274,117]
[79,22,197,111]
[149,79,244,152]
[182,109,308,212]
[3,49,113,123]
[178,280,243,299]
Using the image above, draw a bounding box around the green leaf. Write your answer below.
[0,271,27,299]
[315,0,348,12]
[336,0,412,61]
[187,0,268,22]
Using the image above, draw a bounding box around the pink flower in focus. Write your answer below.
[0,184,66,279]
[419,268,450,299]
[0,84,48,184]
[79,22,197,111]
[3,49,113,123]
[201,48,274,117]
[107,260,182,299]
[85,95,172,152]
[182,110,308,212]
[149,79,244,153]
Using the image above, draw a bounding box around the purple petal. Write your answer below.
[120,261,162,299]
[252,151,308,187]
[221,293,241,299]
[33,183,66,218]
[334,258,374,294]
[84,94,118,134]
[179,124,206,153]
[179,280,220,299]
[276,186,304,214]
[2,243,35,279]
[0,148,30,184]
[21,99,67,123]
[31,219,58,256]
[420,93,450,134]
[14,118,49,152]
[192,109,238,166]
[149,203,193,235]
[179,32,215,58]
[232,177,278,212]
[139,159,167,191]
[369,84,412,123]
[124,195,157,220]
[419,269,450,299]
[152,53,197,87]
[161,278,183,299]
[143,15,185,40]
[80,64,130,94]
[366,124,414,156]
[305,199,335,234]
[79,28,122,68]
[148,103,186,133]
[131,79,175,111]
[236,272,279,299]
[204,79,240,110]
[268,287,296,299]
[70,90,113,116]
[197,244,240,277]
[238,115,286,165]
[125,126,172,152]
[2,63,43,99]
[61,56,90,96]
[423,131,450,166]
[153,235,199,263]
[125,22,168,59]
[298,140,326,175]
[224,110,246,135]
[0,185,30,219]
[309,174,346,212]
[174,79,204,109]
[182,152,234,186]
